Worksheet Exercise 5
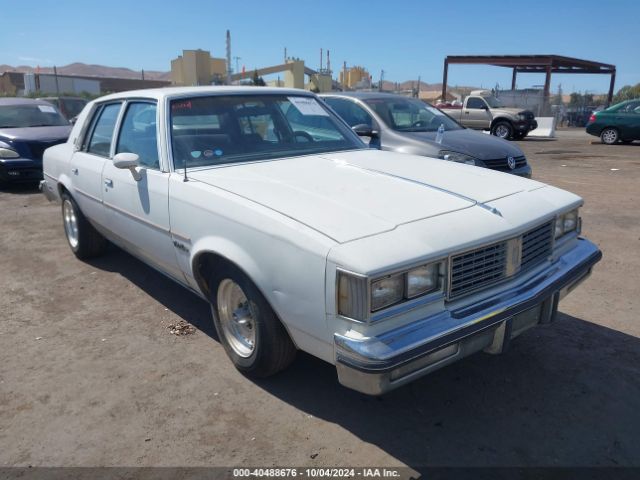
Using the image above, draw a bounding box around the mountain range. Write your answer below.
[0,62,171,81]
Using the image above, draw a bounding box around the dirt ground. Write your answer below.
[1,129,639,474]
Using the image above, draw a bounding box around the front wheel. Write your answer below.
[491,121,514,140]
[61,192,107,259]
[209,264,296,377]
[600,128,619,145]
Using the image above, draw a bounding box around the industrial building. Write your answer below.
[170,49,227,86]
[0,71,169,96]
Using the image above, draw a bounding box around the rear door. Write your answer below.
[101,100,182,280]
[69,102,123,228]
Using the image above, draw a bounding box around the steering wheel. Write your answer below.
[293,131,315,142]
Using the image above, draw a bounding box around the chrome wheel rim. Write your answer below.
[495,125,510,138]
[602,129,617,144]
[62,199,79,249]
[217,279,256,357]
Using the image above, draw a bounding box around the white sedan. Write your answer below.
[41,87,601,395]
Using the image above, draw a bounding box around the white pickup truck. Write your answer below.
[439,91,538,140]
[41,87,600,395]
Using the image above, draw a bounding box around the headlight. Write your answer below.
[0,147,20,159]
[406,264,440,298]
[337,261,445,321]
[518,113,527,121]
[438,150,476,165]
[371,275,404,311]
[555,208,581,240]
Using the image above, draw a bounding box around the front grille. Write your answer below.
[521,221,553,271]
[450,241,508,298]
[483,155,527,171]
[449,221,554,300]
[27,140,65,161]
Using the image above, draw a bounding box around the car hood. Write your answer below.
[0,125,71,142]
[188,149,544,243]
[400,128,524,160]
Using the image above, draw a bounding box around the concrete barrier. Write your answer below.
[528,117,556,138]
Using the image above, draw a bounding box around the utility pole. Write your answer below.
[379,70,384,92]
[53,65,60,95]
[417,75,421,98]
[226,30,232,85]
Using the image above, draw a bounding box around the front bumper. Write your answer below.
[334,238,601,395]
[0,160,43,184]
[515,119,537,133]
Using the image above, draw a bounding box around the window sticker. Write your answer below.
[288,97,329,116]
[190,151,202,158]
[38,105,57,113]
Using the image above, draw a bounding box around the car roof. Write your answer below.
[94,86,316,103]
[319,91,416,101]
[0,97,58,106]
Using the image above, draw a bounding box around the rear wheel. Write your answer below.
[491,121,514,140]
[61,192,107,259]
[209,264,296,377]
[600,127,619,145]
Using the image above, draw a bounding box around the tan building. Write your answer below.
[171,49,227,86]
[339,66,370,89]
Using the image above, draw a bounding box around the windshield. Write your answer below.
[170,94,363,168]
[363,97,462,132]
[484,96,505,108]
[0,104,69,128]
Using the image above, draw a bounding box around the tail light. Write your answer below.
[588,114,596,123]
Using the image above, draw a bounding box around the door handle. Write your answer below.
[104,178,113,188]
[71,168,78,174]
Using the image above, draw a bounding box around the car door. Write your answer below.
[101,100,182,280]
[463,97,491,129]
[69,102,123,229]
[621,101,640,139]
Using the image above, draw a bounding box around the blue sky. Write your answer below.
[2,0,639,93]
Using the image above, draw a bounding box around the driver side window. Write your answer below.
[324,98,373,127]
[466,98,486,109]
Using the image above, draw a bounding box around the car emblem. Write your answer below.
[507,156,516,170]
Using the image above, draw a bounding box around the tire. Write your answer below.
[60,191,107,259]
[491,121,514,140]
[209,263,296,377]
[600,127,619,145]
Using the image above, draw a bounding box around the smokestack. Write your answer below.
[320,48,323,71]
[284,47,287,63]
[226,30,232,85]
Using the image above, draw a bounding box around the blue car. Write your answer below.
[0,98,71,186]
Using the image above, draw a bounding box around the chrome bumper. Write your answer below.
[334,238,602,395]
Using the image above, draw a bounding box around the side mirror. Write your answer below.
[352,124,379,138]
[481,104,489,110]
[113,152,142,181]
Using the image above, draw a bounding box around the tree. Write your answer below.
[613,83,640,104]
[252,69,266,87]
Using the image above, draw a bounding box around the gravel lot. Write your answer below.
[1,129,639,473]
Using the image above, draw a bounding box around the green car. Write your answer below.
[586,99,640,144]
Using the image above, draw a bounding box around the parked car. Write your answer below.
[586,99,640,144]
[0,98,71,186]
[439,90,537,139]
[321,92,531,177]
[41,87,601,395]
[37,96,88,122]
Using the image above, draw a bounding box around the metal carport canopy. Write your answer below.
[441,55,617,105]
